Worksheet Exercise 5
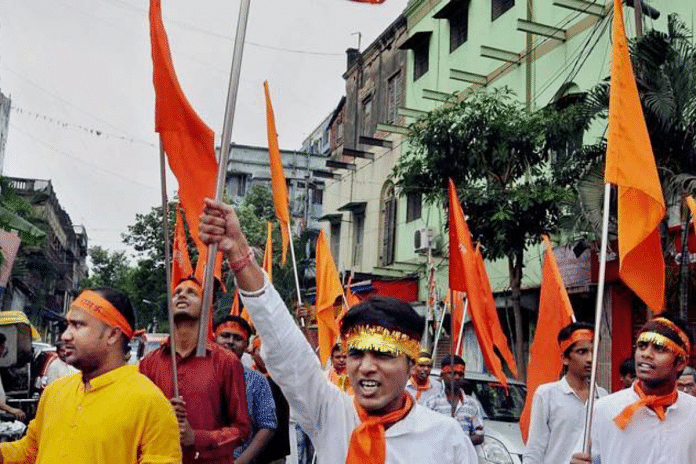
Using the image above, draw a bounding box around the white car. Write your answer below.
[430,369,526,464]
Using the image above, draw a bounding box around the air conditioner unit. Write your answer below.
[414,228,435,253]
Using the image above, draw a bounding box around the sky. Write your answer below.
[0,0,406,256]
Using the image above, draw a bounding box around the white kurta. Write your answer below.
[240,278,478,464]
[588,387,696,464]
[405,377,443,404]
[524,376,607,464]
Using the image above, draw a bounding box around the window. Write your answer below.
[413,40,429,81]
[381,182,397,266]
[406,192,422,222]
[386,71,402,125]
[227,174,247,198]
[449,1,469,52]
[330,222,341,265]
[353,212,365,267]
[312,187,323,205]
[362,96,373,136]
[492,0,514,21]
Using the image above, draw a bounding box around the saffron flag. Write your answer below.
[519,235,575,443]
[315,230,344,366]
[264,81,291,265]
[150,0,218,262]
[604,0,665,312]
[263,222,274,282]
[448,178,512,388]
[171,204,193,290]
[230,288,240,316]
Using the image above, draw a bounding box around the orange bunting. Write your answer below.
[315,230,344,366]
[604,0,665,313]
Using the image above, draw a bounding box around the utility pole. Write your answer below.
[633,0,643,37]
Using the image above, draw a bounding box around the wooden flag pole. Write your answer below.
[287,222,303,305]
[197,0,252,356]
[582,182,612,453]
[159,142,179,398]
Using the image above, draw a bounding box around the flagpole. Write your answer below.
[431,298,448,358]
[159,142,179,398]
[197,0,252,356]
[582,182,612,453]
[287,222,303,305]
[455,298,469,356]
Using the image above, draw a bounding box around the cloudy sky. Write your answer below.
[0,0,406,255]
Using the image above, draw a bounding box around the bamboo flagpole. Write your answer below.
[197,0,253,356]
[159,142,179,397]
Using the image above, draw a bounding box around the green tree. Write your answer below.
[81,246,134,290]
[393,88,595,376]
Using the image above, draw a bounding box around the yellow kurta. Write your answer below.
[0,364,181,464]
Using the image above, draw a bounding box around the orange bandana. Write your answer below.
[441,364,466,375]
[614,381,678,429]
[409,376,431,400]
[214,321,249,339]
[176,279,202,297]
[346,393,413,464]
[70,290,133,338]
[329,368,353,394]
[559,329,593,354]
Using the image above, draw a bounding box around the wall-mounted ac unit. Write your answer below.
[414,228,435,253]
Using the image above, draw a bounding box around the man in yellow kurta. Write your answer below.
[0,288,182,464]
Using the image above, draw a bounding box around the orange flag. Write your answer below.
[686,196,696,226]
[315,230,344,366]
[230,288,241,316]
[474,244,518,378]
[263,222,274,282]
[448,178,511,388]
[264,81,290,265]
[604,0,665,313]
[171,204,193,290]
[150,0,218,261]
[519,235,575,443]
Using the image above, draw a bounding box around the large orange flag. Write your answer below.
[475,244,518,378]
[171,204,193,290]
[150,0,218,261]
[315,230,344,366]
[230,288,240,316]
[519,235,575,443]
[264,81,290,265]
[263,222,274,282]
[448,179,511,388]
[604,0,665,313]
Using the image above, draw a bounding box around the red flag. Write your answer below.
[519,235,575,443]
[150,0,218,263]
[604,0,665,312]
[263,222,274,282]
[171,204,193,290]
[448,178,512,388]
[264,81,291,265]
[315,230,344,366]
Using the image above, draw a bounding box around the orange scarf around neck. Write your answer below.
[345,393,413,464]
[409,376,431,400]
[614,381,678,429]
[329,368,353,395]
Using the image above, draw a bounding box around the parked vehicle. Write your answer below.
[129,333,169,364]
[431,369,526,464]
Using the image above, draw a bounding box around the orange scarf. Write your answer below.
[346,393,413,464]
[329,368,353,395]
[409,376,431,400]
[614,382,678,429]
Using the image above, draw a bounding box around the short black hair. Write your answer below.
[175,275,202,288]
[340,296,424,341]
[331,343,344,356]
[213,315,254,339]
[619,357,636,377]
[418,351,432,359]
[558,321,594,357]
[441,354,465,369]
[92,287,136,355]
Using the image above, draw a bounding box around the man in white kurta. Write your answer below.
[404,352,442,404]
[199,198,478,464]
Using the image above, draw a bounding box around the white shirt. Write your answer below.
[523,376,607,464]
[588,387,696,464]
[240,277,478,464]
[44,358,78,386]
[405,377,443,404]
[425,389,484,434]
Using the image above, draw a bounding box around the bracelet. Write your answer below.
[230,248,255,273]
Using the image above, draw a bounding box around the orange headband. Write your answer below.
[214,321,250,339]
[69,290,133,338]
[559,329,593,354]
[441,364,466,375]
[175,280,202,297]
[652,317,691,355]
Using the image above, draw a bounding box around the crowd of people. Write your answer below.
[0,197,694,463]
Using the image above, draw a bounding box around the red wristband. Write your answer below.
[230,248,255,273]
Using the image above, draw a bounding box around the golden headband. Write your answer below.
[652,318,691,354]
[342,325,421,360]
[214,321,250,339]
[441,364,466,375]
[417,357,433,365]
[70,290,133,339]
[559,329,593,354]
[637,331,688,358]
